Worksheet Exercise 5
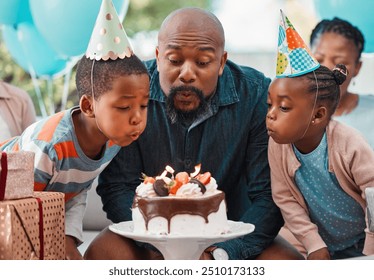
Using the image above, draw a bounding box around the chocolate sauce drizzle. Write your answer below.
[133,192,225,233]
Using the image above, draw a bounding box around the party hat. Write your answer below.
[86,0,133,60]
[276,10,319,77]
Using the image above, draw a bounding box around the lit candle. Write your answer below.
[190,163,201,178]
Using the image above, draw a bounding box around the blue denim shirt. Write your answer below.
[97,59,284,259]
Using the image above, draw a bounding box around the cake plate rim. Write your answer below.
[108,220,255,260]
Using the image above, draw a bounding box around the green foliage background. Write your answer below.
[0,0,211,117]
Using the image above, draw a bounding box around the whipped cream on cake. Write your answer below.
[132,165,229,235]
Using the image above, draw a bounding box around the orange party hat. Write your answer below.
[276,9,319,77]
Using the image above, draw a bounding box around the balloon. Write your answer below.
[29,0,129,58]
[0,0,32,25]
[0,0,21,25]
[17,0,33,24]
[2,25,28,71]
[2,23,68,77]
[314,0,374,53]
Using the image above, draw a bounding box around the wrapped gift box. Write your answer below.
[0,191,65,260]
[0,151,34,201]
[366,187,374,232]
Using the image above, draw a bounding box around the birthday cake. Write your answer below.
[132,165,229,236]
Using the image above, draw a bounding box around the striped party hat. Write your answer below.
[276,9,319,77]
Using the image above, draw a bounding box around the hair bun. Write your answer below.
[332,64,348,85]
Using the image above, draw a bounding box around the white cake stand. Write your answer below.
[109,220,255,260]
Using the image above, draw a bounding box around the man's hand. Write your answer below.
[65,235,83,260]
[307,247,330,260]
[200,246,215,260]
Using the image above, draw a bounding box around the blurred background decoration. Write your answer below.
[0,0,373,117]
[314,0,374,53]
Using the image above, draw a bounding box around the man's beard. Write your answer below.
[165,86,210,124]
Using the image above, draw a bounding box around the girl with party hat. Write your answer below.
[0,0,149,259]
[267,10,374,259]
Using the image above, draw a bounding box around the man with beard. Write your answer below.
[84,7,303,260]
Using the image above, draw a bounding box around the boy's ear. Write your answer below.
[80,94,95,117]
[312,106,327,124]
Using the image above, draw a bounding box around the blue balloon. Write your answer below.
[2,25,28,71]
[2,23,68,77]
[17,0,33,24]
[29,0,129,58]
[314,0,374,53]
[0,0,32,25]
[0,0,21,25]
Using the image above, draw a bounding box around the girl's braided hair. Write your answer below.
[310,17,365,62]
[302,64,348,116]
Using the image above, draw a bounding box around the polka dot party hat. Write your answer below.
[276,9,319,77]
[86,0,133,60]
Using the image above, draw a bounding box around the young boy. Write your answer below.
[0,0,150,259]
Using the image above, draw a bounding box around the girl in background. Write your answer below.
[310,17,374,148]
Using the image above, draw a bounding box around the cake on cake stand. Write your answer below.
[109,220,255,260]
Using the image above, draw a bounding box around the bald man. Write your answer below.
[84,7,303,260]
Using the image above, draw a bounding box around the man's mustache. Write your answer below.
[165,85,208,124]
[169,85,204,97]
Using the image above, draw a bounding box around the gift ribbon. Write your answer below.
[0,152,8,200]
[1,152,44,259]
[36,197,44,260]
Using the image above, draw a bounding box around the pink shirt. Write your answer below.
[269,120,374,256]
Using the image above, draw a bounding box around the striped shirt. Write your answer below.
[0,106,121,241]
